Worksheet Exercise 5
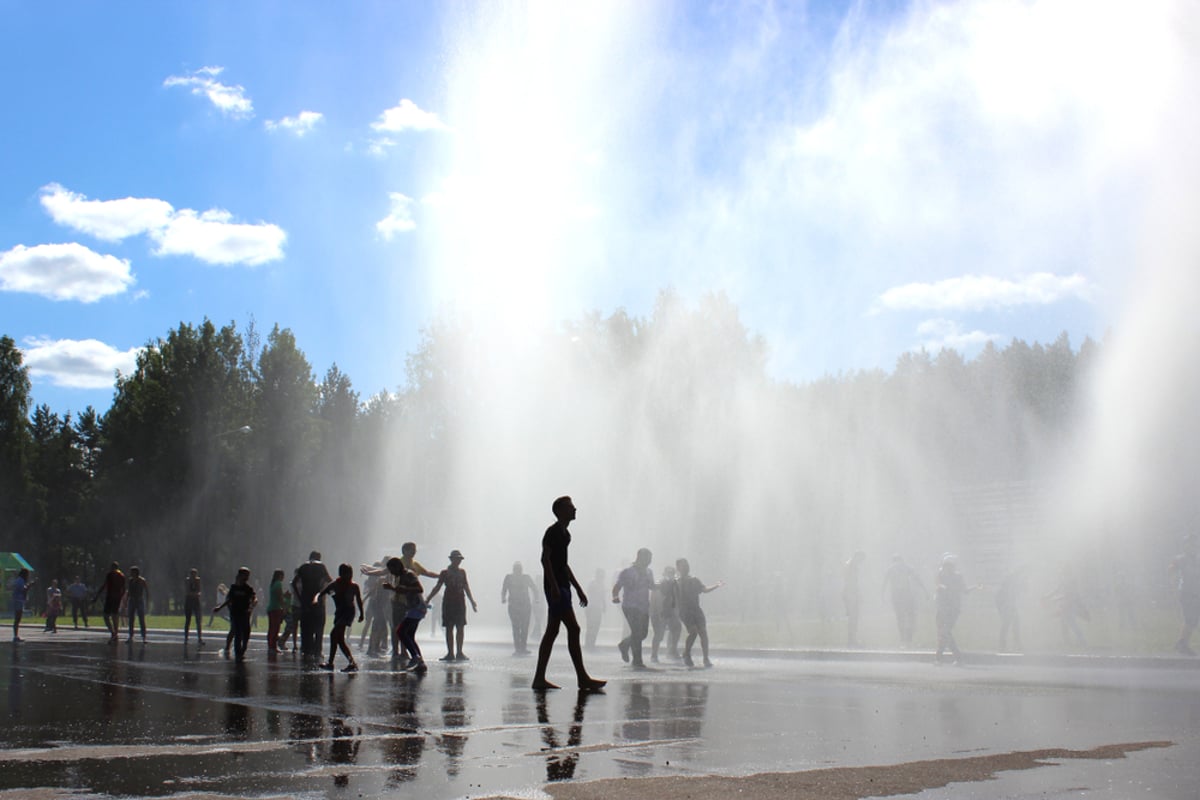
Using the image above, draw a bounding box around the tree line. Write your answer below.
[0,293,1103,612]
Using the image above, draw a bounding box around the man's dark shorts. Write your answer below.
[545,586,573,617]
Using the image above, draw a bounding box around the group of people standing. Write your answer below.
[850,551,976,664]
[496,496,725,692]
[358,543,479,674]
[9,564,151,644]
[841,533,1200,663]
[845,551,1021,664]
[610,549,724,669]
[13,527,1198,673]
[9,496,730,692]
[81,562,151,644]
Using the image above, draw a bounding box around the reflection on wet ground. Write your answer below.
[2,635,1198,798]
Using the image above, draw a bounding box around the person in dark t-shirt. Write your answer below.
[319,563,364,672]
[214,567,257,662]
[293,551,332,659]
[94,562,126,644]
[531,496,605,692]
[184,568,205,646]
[125,566,149,642]
[934,554,975,665]
[676,558,724,668]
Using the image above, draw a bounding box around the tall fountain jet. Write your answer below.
[362,0,1200,649]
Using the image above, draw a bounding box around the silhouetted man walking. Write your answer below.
[532,496,605,692]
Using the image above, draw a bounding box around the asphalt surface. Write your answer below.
[2,625,1198,799]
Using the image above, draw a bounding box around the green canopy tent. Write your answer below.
[1,552,34,574]
[3,553,35,615]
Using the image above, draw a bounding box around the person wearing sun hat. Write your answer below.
[427,549,478,662]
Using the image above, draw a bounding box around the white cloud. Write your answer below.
[40,183,173,241]
[376,193,417,239]
[366,137,397,157]
[21,336,141,389]
[915,318,1001,353]
[877,273,1093,313]
[40,184,286,266]
[0,243,134,302]
[265,110,324,136]
[153,209,286,266]
[164,66,254,118]
[371,99,448,133]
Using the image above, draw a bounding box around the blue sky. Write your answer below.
[1,0,1183,414]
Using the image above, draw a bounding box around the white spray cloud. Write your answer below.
[0,242,134,303]
[608,0,1180,376]
[365,1,1197,606]
[1053,0,1200,555]
[21,336,141,389]
[163,66,254,118]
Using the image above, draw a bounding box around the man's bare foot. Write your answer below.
[532,679,561,690]
[578,678,607,691]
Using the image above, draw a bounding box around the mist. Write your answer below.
[9,1,1196,657]
[351,0,1200,646]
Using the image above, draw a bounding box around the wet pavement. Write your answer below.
[2,628,1198,799]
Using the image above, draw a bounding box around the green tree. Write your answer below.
[0,336,33,552]
[99,320,253,600]
[28,405,94,580]
[309,363,365,542]
[248,325,319,558]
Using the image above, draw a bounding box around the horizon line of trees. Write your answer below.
[1,292,1105,612]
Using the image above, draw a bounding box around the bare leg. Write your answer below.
[683,627,698,666]
[324,626,349,668]
[563,610,604,690]
[533,616,562,689]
